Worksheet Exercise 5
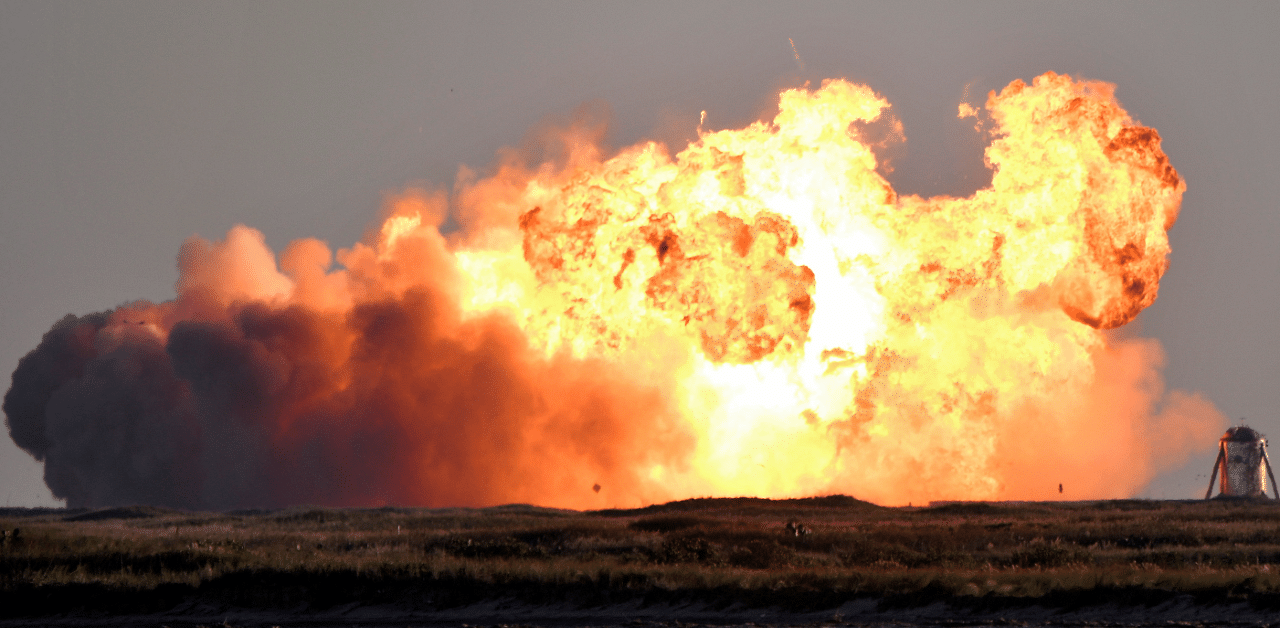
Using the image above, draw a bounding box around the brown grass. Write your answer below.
[4,497,1280,616]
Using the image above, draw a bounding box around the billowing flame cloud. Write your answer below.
[5,72,1223,509]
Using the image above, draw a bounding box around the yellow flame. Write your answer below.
[380,213,422,255]
[443,72,1214,505]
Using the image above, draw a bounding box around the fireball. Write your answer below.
[4,72,1223,509]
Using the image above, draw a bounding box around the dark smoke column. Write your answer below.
[4,313,204,509]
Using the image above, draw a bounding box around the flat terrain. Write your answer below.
[4,496,1280,626]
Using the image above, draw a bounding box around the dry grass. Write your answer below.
[4,497,1280,616]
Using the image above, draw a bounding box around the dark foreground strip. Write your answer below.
[4,570,1280,620]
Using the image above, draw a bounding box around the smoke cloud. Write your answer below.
[5,219,692,509]
[5,74,1225,509]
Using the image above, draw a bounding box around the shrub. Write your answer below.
[1008,540,1092,568]
[627,516,706,533]
[728,539,797,569]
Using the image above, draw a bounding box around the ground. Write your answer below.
[3,496,1280,626]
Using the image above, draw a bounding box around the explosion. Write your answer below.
[5,72,1223,510]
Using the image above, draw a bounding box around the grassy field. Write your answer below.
[4,496,1280,617]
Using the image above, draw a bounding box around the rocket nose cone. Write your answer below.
[1223,426,1265,442]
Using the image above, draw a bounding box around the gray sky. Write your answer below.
[1,1,1276,506]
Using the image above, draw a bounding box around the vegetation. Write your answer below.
[5,496,1280,616]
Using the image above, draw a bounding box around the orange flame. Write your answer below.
[446,71,1221,505]
[8,72,1224,510]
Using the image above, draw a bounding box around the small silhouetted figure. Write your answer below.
[1059,483,1063,494]
[592,483,601,493]
[784,520,811,536]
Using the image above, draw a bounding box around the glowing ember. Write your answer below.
[4,72,1224,509]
